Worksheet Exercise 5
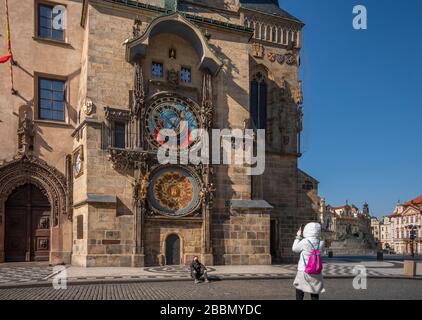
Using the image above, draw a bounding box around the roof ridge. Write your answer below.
[239,0,303,24]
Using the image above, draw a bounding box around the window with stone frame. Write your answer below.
[38,77,66,122]
[37,3,65,41]
[104,107,131,149]
[250,72,268,130]
[113,121,126,149]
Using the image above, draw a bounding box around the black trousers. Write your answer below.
[296,289,319,300]
[192,270,208,280]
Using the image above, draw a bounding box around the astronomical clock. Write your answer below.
[147,165,202,217]
[141,94,207,218]
[144,96,201,150]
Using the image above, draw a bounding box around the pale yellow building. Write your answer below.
[387,197,422,255]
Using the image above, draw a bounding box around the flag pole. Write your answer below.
[4,0,15,94]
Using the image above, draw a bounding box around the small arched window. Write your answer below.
[271,27,277,42]
[250,72,267,129]
[260,24,265,40]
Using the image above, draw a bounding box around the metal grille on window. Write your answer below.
[152,62,164,78]
[181,67,191,83]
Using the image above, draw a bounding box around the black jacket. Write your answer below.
[190,260,205,274]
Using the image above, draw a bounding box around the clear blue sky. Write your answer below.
[278,0,422,217]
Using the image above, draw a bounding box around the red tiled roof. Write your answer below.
[405,195,422,206]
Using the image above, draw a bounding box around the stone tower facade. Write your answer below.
[0,0,319,266]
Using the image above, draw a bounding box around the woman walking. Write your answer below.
[292,222,325,300]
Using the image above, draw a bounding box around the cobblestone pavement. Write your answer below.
[0,278,421,300]
[0,263,53,285]
[0,260,420,288]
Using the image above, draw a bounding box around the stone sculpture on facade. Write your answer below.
[17,112,35,156]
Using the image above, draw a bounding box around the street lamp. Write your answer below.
[405,225,421,259]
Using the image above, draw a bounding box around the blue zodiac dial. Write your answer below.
[145,97,201,150]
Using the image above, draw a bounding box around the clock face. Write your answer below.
[75,154,82,175]
[145,97,201,150]
[147,166,201,217]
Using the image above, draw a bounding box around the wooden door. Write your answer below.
[165,234,181,265]
[5,208,27,262]
[31,207,50,261]
[270,220,277,257]
[5,184,50,262]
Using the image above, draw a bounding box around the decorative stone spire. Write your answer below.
[363,202,369,215]
[295,80,303,105]
[201,72,213,129]
[132,61,145,117]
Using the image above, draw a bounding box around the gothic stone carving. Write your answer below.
[167,69,179,86]
[108,148,150,172]
[17,112,36,156]
[252,43,264,59]
[0,154,70,225]
[132,61,145,118]
[295,80,304,106]
[267,52,297,66]
[132,17,142,37]
[83,98,95,116]
[201,72,214,130]
[133,153,151,207]
[104,107,131,122]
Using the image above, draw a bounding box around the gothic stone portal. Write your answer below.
[0,156,72,265]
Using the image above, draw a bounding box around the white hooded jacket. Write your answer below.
[292,223,325,272]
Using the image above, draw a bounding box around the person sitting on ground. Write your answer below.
[190,256,210,284]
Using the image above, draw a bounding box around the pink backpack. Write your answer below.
[302,240,323,275]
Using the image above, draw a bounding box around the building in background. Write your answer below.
[371,216,393,251]
[382,196,422,255]
[319,198,376,253]
[0,0,318,266]
[371,217,380,242]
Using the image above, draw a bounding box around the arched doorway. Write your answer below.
[165,234,181,265]
[0,155,71,264]
[5,184,51,262]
